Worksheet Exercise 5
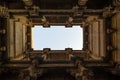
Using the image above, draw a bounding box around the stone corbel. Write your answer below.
[107,45,116,52]
[67,57,94,79]
[65,17,73,27]
[113,0,120,7]
[19,58,44,80]
[26,19,33,27]
[13,15,28,26]
[22,0,33,7]
[109,63,120,76]
[26,20,32,27]
[0,47,6,52]
[65,48,73,60]
[0,6,8,17]
[41,16,50,27]
[107,28,117,34]
[43,21,50,27]
[68,60,94,80]
[72,5,79,16]
[81,21,86,28]
[28,6,40,17]
[102,7,113,18]
[85,16,98,26]
[42,48,51,60]
[78,0,88,6]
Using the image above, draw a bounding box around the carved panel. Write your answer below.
[8,18,26,59]
[15,22,23,57]
[0,6,8,17]
[92,21,100,57]
[99,19,106,57]
[9,19,15,58]
[112,13,120,62]
[89,19,106,60]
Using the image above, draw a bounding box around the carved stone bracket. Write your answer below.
[65,48,73,60]
[78,0,88,6]
[103,7,113,18]
[75,61,94,80]
[113,0,120,7]
[85,16,98,26]
[107,28,117,34]
[108,63,120,76]
[28,6,39,17]
[42,48,51,60]
[22,0,33,7]
[40,16,50,27]
[0,6,8,17]
[0,29,6,34]
[68,60,94,80]
[107,45,116,52]
[65,17,73,27]
[19,59,44,80]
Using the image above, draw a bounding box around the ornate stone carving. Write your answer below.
[107,45,116,52]
[0,6,8,17]
[22,0,33,7]
[0,29,6,34]
[103,7,113,18]
[68,60,94,80]
[113,0,120,6]
[41,16,50,27]
[29,6,39,17]
[0,47,6,51]
[65,17,73,27]
[65,48,74,60]
[107,28,117,34]
[19,59,44,80]
[78,0,88,6]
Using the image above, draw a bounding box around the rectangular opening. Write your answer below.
[32,25,83,50]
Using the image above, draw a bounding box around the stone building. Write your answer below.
[0,0,120,80]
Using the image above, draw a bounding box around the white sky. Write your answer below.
[32,25,83,50]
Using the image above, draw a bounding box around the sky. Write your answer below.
[32,25,83,50]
